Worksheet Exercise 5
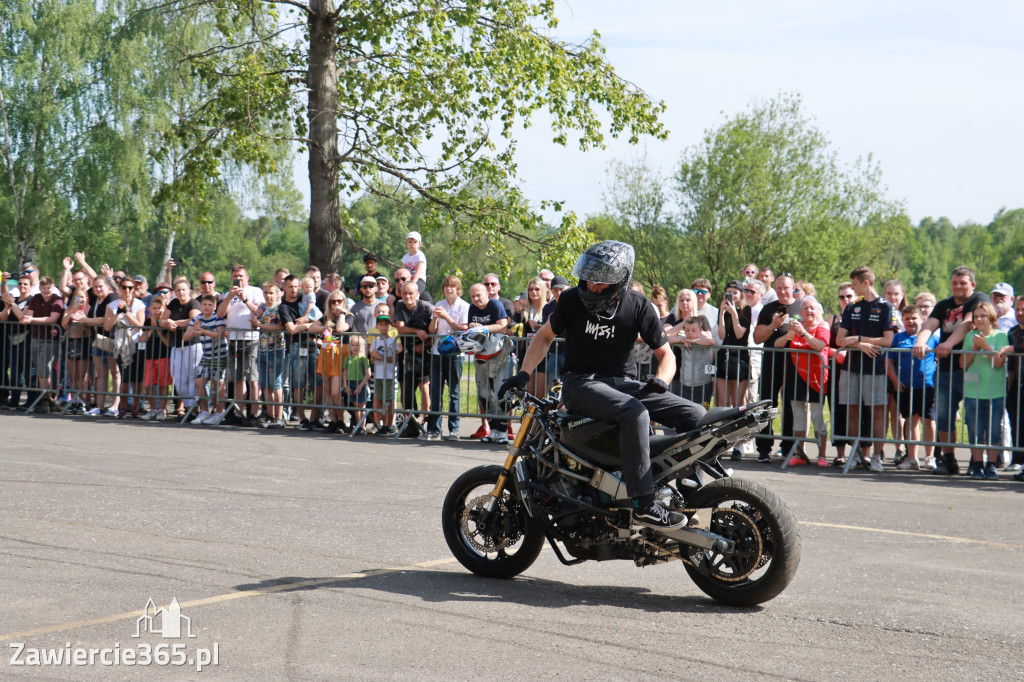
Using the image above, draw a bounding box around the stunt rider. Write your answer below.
[500,241,707,530]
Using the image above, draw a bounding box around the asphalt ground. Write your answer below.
[1,413,1022,680]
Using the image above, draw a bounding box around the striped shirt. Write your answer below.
[194,313,227,365]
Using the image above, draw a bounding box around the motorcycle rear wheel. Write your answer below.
[442,464,545,579]
[682,477,801,606]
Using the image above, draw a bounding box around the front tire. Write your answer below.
[442,465,545,579]
[682,477,801,606]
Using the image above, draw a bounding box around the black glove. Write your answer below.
[644,377,669,394]
[498,371,530,399]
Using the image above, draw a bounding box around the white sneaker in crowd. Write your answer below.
[84,407,102,417]
[922,455,938,471]
[208,412,224,425]
[102,407,119,417]
[869,454,884,473]
[193,411,211,425]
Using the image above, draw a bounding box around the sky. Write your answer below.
[293,1,1024,227]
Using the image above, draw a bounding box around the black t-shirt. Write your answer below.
[277,297,306,349]
[549,288,666,379]
[721,306,752,347]
[468,299,507,327]
[757,299,803,345]
[929,292,990,373]
[167,297,201,347]
[1008,324,1024,392]
[395,299,434,332]
[839,296,897,375]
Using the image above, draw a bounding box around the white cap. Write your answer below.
[992,282,1014,297]
[406,231,422,243]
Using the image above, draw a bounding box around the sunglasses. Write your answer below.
[21,269,35,275]
[779,272,794,279]
[744,288,757,294]
[360,284,375,289]
[155,289,170,294]
[121,285,135,290]
[200,280,215,285]
[693,289,709,296]
[484,282,499,287]
[113,275,125,281]
[329,300,344,305]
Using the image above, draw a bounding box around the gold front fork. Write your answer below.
[489,402,539,501]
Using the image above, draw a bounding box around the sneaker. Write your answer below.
[893,449,907,467]
[469,425,490,439]
[193,411,212,425]
[971,465,985,479]
[298,419,311,431]
[965,460,978,478]
[417,432,432,441]
[922,455,938,471]
[730,447,743,462]
[208,412,225,425]
[325,421,341,434]
[817,456,829,468]
[1013,470,1024,482]
[243,415,261,428]
[934,453,960,476]
[34,401,51,414]
[632,501,688,531]
[482,433,509,444]
[102,407,119,417]
[140,410,156,421]
[116,409,128,419]
[1005,463,1023,472]
[757,453,772,464]
[153,412,166,422]
[269,418,286,429]
[312,420,327,432]
[376,426,396,436]
[831,456,847,468]
[446,432,460,441]
[897,458,921,471]
[984,463,999,480]
[869,455,884,473]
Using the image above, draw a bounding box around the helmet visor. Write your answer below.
[571,252,628,285]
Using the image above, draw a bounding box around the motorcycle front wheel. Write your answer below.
[682,477,801,606]
[442,464,545,579]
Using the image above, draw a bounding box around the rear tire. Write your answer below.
[682,477,801,606]
[442,465,544,579]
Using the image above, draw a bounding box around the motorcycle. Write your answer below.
[441,388,801,606]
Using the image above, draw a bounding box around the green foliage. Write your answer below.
[671,93,907,299]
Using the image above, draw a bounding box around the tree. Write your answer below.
[672,93,908,296]
[165,0,667,274]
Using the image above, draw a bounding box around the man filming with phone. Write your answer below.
[218,264,265,425]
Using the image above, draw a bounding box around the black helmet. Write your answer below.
[571,240,634,316]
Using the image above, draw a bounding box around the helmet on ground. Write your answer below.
[571,240,635,316]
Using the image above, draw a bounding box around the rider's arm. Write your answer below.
[651,342,676,385]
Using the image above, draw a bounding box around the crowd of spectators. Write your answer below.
[2,246,1023,480]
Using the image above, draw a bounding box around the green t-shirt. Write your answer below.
[962,330,1008,399]
[344,354,370,383]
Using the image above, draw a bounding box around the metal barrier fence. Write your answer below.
[1,320,1022,470]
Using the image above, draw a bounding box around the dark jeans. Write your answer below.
[6,336,33,406]
[561,373,706,499]
[427,354,462,435]
[756,355,794,457]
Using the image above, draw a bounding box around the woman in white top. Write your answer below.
[104,279,146,417]
[513,277,548,396]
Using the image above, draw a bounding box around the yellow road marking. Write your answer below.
[802,521,1024,550]
[0,557,457,643]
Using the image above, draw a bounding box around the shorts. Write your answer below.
[373,378,396,404]
[347,380,369,404]
[119,350,147,384]
[288,345,321,390]
[66,337,91,361]
[91,344,113,359]
[145,358,172,387]
[198,364,225,381]
[32,341,58,378]
[896,385,937,420]
[258,348,285,391]
[963,397,1003,447]
[715,350,750,381]
[225,340,259,383]
[316,344,343,378]
[935,371,964,433]
[838,371,887,407]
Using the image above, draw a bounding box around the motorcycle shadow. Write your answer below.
[234,569,762,614]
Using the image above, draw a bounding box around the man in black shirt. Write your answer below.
[503,241,705,530]
[394,281,434,432]
[278,274,320,429]
[912,266,990,474]
[751,274,802,463]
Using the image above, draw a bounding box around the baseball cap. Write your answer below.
[991,282,1014,297]
[359,276,378,286]
[154,281,172,291]
[363,252,379,262]
[406,231,422,243]
[375,273,389,283]
[726,279,744,291]
[133,274,148,284]
[376,315,392,323]
[550,275,570,290]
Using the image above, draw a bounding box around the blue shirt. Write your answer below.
[889,331,938,388]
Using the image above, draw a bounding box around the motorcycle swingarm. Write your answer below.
[653,508,734,552]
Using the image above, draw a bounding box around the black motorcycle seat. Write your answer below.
[697,406,744,428]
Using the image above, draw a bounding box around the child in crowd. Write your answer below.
[961,302,1009,479]
[343,335,371,434]
[677,316,717,408]
[253,281,286,428]
[184,293,227,424]
[402,231,427,288]
[299,276,322,321]
[140,295,172,421]
[887,305,938,470]
[369,315,402,435]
